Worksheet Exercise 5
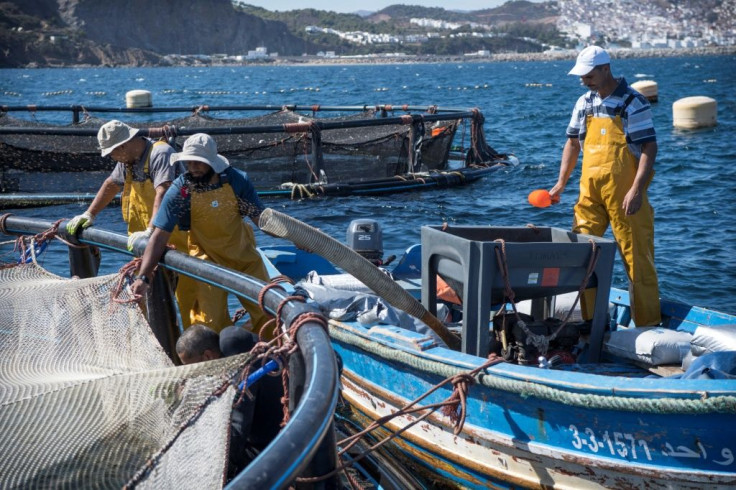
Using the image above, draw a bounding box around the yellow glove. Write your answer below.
[66,211,94,234]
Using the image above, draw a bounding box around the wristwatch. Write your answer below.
[136,274,150,285]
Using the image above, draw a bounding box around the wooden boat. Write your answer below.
[0,103,518,205]
[259,218,736,489]
[0,215,342,489]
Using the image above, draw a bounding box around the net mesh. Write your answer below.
[0,263,250,489]
[0,110,459,192]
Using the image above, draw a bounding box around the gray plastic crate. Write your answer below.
[421,225,616,360]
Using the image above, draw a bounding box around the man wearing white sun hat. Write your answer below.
[548,45,661,327]
[131,133,272,337]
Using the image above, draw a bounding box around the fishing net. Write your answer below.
[0,263,251,488]
[0,109,460,192]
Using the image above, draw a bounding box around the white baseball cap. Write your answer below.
[170,133,229,173]
[568,46,611,76]
[97,120,140,157]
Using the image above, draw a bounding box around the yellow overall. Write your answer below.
[188,182,272,336]
[575,114,661,326]
[122,141,197,329]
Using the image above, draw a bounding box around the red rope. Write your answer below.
[283,122,313,133]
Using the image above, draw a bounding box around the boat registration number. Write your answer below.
[568,424,734,466]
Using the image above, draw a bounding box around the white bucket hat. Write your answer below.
[170,133,229,173]
[97,120,140,157]
[568,46,611,76]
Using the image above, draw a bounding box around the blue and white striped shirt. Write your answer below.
[566,77,656,159]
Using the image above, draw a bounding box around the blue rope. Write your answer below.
[238,359,279,391]
[18,240,47,264]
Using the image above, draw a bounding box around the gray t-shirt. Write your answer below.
[109,138,183,189]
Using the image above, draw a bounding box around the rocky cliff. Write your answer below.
[1,0,316,67]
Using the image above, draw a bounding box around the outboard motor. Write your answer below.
[346,219,383,265]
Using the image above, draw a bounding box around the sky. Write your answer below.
[235,1,526,14]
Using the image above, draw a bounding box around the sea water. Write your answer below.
[1,55,735,314]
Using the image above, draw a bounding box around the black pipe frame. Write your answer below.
[0,215,339,488]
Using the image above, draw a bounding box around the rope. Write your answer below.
[255,294,326,427]
[111,258,144,304]
[148,124,177,140]
[283,122,313,133]
[0,215,89,269]
[257,276,293,315]
[284,182,314,200]
[327,322,736,414]
[297,356,504,484]
[493,238,600,355]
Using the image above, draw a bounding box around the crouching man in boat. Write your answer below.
[66,120,198,328]
[549,46,661,327]
[176,324,283,480]
[131,133,273,337]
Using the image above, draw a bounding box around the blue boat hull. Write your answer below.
[262,243,736,488]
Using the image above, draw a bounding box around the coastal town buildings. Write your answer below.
[557,0,735,48]
[304,0,735,51]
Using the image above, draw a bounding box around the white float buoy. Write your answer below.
[631,80,658,103]
[672,96,717,129]
[125,89,152,108]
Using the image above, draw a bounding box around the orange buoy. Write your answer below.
[528,189,552,208]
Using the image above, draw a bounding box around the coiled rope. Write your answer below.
[328,322,736,415]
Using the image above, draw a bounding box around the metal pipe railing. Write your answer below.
[1,103,481,123]
[0,111,474,136]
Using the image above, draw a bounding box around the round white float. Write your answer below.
[631,80,658,102]
[672,96,717,129]
[125,89,152,108]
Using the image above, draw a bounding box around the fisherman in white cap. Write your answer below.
[66,120,198,331]
[548,45,661,327]
[131,133,273,338]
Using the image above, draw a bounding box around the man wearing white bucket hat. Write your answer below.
[131,133,272,337]
[548,45,661,327]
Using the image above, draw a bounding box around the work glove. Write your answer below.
[127,226,154,252]
[66,211,94,234]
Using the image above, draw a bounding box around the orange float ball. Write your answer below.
[528,189,552,208]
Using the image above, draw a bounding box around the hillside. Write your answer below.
[0,0,319,67]
[0,0,562,67]
[0,0,732,68]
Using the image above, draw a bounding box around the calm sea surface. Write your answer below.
[1,55,735,314]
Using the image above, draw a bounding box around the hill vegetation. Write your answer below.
[1,0,729,67]
[234,1,568,56]
[0,0,566,67]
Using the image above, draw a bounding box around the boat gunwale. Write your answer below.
[324,311,736,401]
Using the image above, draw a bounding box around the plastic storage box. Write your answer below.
[421,225,616,360]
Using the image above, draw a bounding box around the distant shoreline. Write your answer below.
[22,46,736,69]
[267,46,736,67]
